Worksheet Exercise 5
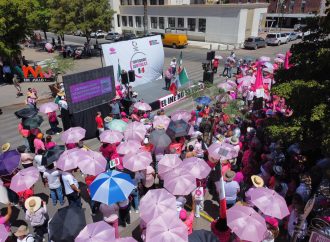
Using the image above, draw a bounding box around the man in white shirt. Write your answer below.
[14,225,35,242]
[34,149,46,185]
[170,57,176,75]
[61,170,81,207]
[223,170,240,208]
[43,164,64,206]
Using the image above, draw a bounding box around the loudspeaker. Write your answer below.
[206,51,215,61]
[121,72,129,84]
[203,70,214,84]
[128,70,135,82]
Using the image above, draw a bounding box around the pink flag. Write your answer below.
[253,62,263,91]
[284,51,292,70]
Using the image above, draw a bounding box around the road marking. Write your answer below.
[184,204,214,223]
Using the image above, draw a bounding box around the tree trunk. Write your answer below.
[61,34,65,45]
[43,30,48,42]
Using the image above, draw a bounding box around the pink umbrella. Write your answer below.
[61,127,86,144]
[10,167,39,193]
[237,75,255,85]
[115,238,137,242]
[57,148,85,171]
[75,221,115,242]
[133,102,152,111]
[124,121,147,142]
[153,115,171,129]
[284,51,292,70]
[140,188,177,223]
[218,82,235,92]
[274,57,284,63]
[158,154,182,175]
[227,204,267,242]
[227,80,237,88]
[171,110,191,122]
[207,142,238,161]
[164,167,196,195]
[276,53,285,59]
[146,214,188,242]
[100,130,123,144]
[258,56,270,62]
[123,150,152,172]
[117,140,141,155]
[78,151,107,176]
[0,224,9,242]
[181,157,211,179]
[39,102,58,114]
[250,187,290,219]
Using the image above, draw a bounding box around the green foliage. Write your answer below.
[44,56,75,82]
[29,0,52,35]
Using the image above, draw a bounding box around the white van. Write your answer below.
[265,33,288,46]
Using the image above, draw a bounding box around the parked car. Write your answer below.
[297,31,311,39]
[90,30,107,38]
[73,30,85,36]
[114,33,136,42]
[105,32,120,41]
[244,37,266,49]
[265,33,287,46]
[161,33,188,48]
[285,32,298,41]
[294,24,307,31]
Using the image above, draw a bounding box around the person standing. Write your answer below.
[44,136,56,150]
[26,88,38,109]
[110,100,121,119]
[18,122,31,152]
[47,111,60,135]
[99,203,120,238]
[43,163,64,206]
[18,146,34,169]
[212,58,219,73]
[61,170,81,207]
[223,170,240,208]
[14,225,35,242]
[118,199,130,227]
[95,111,104,135]
[170,57,176,75]
[13,74,23,97]
[164,67,173,90]
[33,133,45,155]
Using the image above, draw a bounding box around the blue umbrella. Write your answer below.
[195,96,212,106]
[0,150,20,176]
[166,120,190,139]
[89,170,135,205]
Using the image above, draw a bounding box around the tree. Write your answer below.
[266,2,330,156]
[30,0,52,40]
[44,56,75,83]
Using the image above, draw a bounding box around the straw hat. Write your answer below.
[14,225,29,237]
[230,136,239,145]
[104,116,113,123]
[224,170,236,182]
[251,175,264,188]
[1,143,10,152]
[57,91,65,97]
[25,196,42,213]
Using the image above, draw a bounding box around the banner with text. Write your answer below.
[102,35,164,87]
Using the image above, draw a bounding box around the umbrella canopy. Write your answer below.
[14,108,38,119]
[140,188,177,223]
[39,102,59,114]
[188,229,220,242]
[250,187,290,219]
[117,140,141,155]
[57,148,87,171]
[41,145,65,166]
[23,115,43,129]
[237,75,255,85]
[218,82,235,92]
[10,167,39,193]
[0,150,20,176]
[133,102,152,111]
[124,121,147,142]
[115,238,137,242]
[108,119,128,133]
[0,224,9,242]
[158,154,182,175]
[207,142,238,161]
[61,127,86,144]
[262,62,273,69]
[227,56,236,63]
[171,110,191,122]
[258,56,271,62]
[78,150,107,176]
[123,150,152,172]
[274,57,284,63]
[153,115,171,129]
[90,170,135,205]
[166,120,190,139]
[164,167,196,195]
[195,96,212,106]
[100,130,123,144]
[181,157,211,179]
[75,221,115,242]
[149,129,171,154]
[276,53,285,59]
[49,205,86,242]
[227,204,267,242]
[146,214,188,242]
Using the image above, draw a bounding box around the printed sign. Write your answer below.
[22,65,54,82]
[109,158,120,169]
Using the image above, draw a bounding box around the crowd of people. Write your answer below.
[0,51,329,242]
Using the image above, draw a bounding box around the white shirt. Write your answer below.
[34,155,46,173]
[17,235,35,242]
[224,180,240,202]
[170,61,176,68]
[43,169,61,189]
[61,172,79,195]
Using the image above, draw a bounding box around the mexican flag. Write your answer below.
[169,51,189,95]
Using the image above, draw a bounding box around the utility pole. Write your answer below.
[143,0,148,35]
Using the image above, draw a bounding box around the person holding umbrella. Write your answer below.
[61,169,81,207]
[43,163,64,206]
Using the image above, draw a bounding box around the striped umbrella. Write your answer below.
[90,170,135,205]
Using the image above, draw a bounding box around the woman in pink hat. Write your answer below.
[121,112,129,122]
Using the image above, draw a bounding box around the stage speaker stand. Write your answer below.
[128,70,135,82]
[206,51,215,61]
[121,72,129,84]
[203,70,214,84]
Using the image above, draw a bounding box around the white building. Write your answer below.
[109,0,268,45]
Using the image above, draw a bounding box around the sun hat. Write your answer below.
[1,143,10,152]
[57,91,65,97]
[230,136,239,145]
[104,116,112,123]
[179,209,187,220]
[24,196,42,213]
[224,170,236,182]
[14,225,29,237]
[251,175,264,187]
[273,165,283,176]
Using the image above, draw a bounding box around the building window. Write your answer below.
[159,0,164,4]
[122,16,127,26]
[177,18,184,28]
[151,17,158,29]
[127,0,132,5]
[301,2,306,12]
[129,16,133,27]
[150,0,157,4]
[135,16,142,27]
[187,18,196,31]
[117,15,121,27]
[198,18,206,32]
[168,17,175,28]
[159,17,164,29]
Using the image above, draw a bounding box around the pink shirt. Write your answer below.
[45,141,56,150]
[184,212,194,235]
[233,171,244,183]
[34,139,45,154]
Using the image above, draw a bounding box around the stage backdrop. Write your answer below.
[102,35,164,87]
[62,66,115,114]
